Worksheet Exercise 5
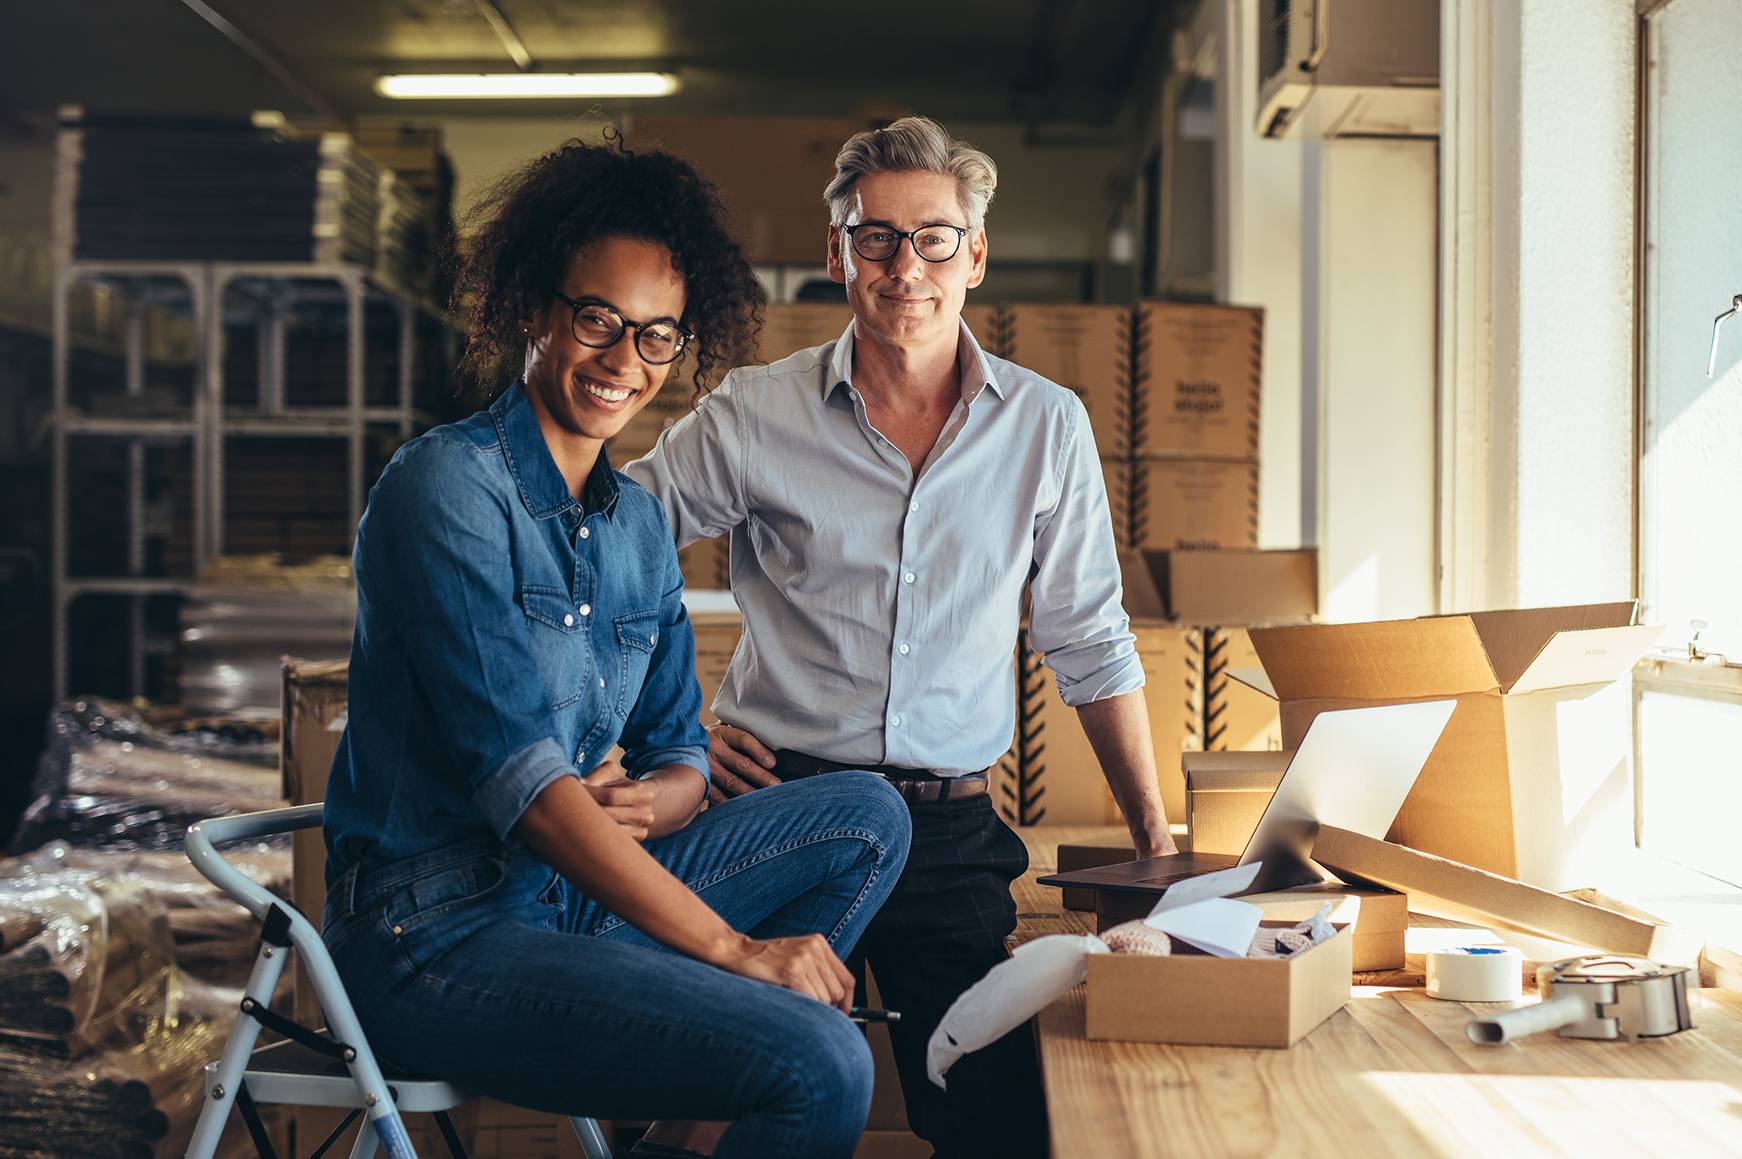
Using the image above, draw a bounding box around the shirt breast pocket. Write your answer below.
[614,610,660,718]
[520,584,587,710]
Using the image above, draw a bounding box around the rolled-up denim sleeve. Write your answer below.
[618,532,710,789]
[1028,398,1145,707]
[356,436,574,839]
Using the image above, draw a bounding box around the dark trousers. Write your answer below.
[848,792,1050,1158]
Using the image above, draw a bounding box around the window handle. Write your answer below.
[1710,294,1742,378]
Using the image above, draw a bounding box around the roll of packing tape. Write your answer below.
[1426,946,1525,1002]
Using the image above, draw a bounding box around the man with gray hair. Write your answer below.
[627,115,1172,1156]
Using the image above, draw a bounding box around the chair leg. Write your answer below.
[185,936,291,1159]
[569,1116,613,1159]
[433,1109,470,1158]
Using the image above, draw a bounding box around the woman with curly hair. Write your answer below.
[319,139,911,1159]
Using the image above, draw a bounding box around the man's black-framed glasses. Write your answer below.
[843,223,969,264]
[553,292,692,365]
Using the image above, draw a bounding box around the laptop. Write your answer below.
[1037,699,1457,898]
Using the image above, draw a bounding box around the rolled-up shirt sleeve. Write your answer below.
[356,437,575,839]
[618,533,710,789]
[1028,398,1145,707]
[622,375,751,549]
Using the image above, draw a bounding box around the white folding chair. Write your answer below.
[183,804,613,1159]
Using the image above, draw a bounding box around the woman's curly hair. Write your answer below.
[451,136,764,399]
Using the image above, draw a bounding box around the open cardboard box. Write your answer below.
[1085,899,1356,1048]
[1240,602,1663,888]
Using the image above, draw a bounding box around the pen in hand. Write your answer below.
[849,1006,900,1024]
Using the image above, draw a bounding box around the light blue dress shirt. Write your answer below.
[624,319,1143,775]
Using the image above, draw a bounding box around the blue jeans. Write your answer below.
[322,773,911,1158]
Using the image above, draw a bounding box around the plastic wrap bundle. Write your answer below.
[10,699,287,854]
[4,841,291,988]
[0,871,271,1156]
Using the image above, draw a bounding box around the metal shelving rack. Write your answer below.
[50,257,435,702]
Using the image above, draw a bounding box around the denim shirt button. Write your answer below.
[578,526,590,540]
[597,677,606,689]
[562,613,575,627]
[578,604,591,617]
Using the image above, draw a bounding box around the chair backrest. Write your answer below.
[184,805,389,1099]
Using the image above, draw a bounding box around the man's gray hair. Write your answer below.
[823,116,998,230]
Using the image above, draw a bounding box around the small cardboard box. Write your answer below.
[1181,750,1288,856]
[1004,304,1133,458]
[1107,457,1259,551]
[689,603,743,724]
[1089,882,1406,972]
[1313,825,1702,964]
[1132,301,1263,460]
[1246,603,1664,886]
[1137,548,1317,628]
[1084,912,1354,1047]
[1244,884,1408,972]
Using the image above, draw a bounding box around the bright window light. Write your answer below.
[375,73,680,99]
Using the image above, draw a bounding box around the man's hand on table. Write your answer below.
[1133,820,1179,860]
[705,723,782,805]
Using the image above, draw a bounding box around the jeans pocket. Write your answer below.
[383,854,508,937]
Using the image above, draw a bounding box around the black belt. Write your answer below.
[771,750,990,804]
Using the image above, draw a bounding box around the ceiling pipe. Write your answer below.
[175,0,342,121]
[471,0,535,71]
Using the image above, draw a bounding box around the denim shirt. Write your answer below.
[323,382,710,882]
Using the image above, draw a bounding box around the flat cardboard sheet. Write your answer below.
[1311,825,1702,965]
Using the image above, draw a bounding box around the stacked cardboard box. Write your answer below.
[967,301,1263,552]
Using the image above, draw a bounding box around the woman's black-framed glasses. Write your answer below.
[552,292,692,365]
[842,223,969,264]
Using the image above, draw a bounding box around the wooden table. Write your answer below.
[1014,827,1742,1157]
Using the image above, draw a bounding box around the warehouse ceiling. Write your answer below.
[2,0,1176,127]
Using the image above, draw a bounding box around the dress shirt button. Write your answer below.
[562,613,575,627]
[899,643,911,655]
[890,714,903,727]
[909,500,919,512]
[579,526,590,540]
[903,571,916,584]
[578,604,591,617]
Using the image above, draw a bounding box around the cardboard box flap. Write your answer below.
[1247,618,1501,700]
[1466,602,1639,690]
[1146,549,1318,626]
[1226,665,1276,699]
[1117,551,1170,621]
[1506,623,1664,693]
[1182,750,1290,791]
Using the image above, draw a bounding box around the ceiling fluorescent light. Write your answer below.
[375,72,679,99]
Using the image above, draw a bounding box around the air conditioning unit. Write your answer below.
[1257,0,1439,139]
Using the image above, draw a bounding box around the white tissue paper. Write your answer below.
[926,934,1109,1089]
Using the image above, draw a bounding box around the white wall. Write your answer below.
[1217,0,1305,552]
[1443,0,1637,612]
[1306,140,1441,622]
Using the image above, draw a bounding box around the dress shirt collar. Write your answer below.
[490,381,620,521]
[823,316,1004,404]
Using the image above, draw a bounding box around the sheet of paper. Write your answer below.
[1145,897,1263,959]
[925,934,1109,1088]
[1146,861,1263,915]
